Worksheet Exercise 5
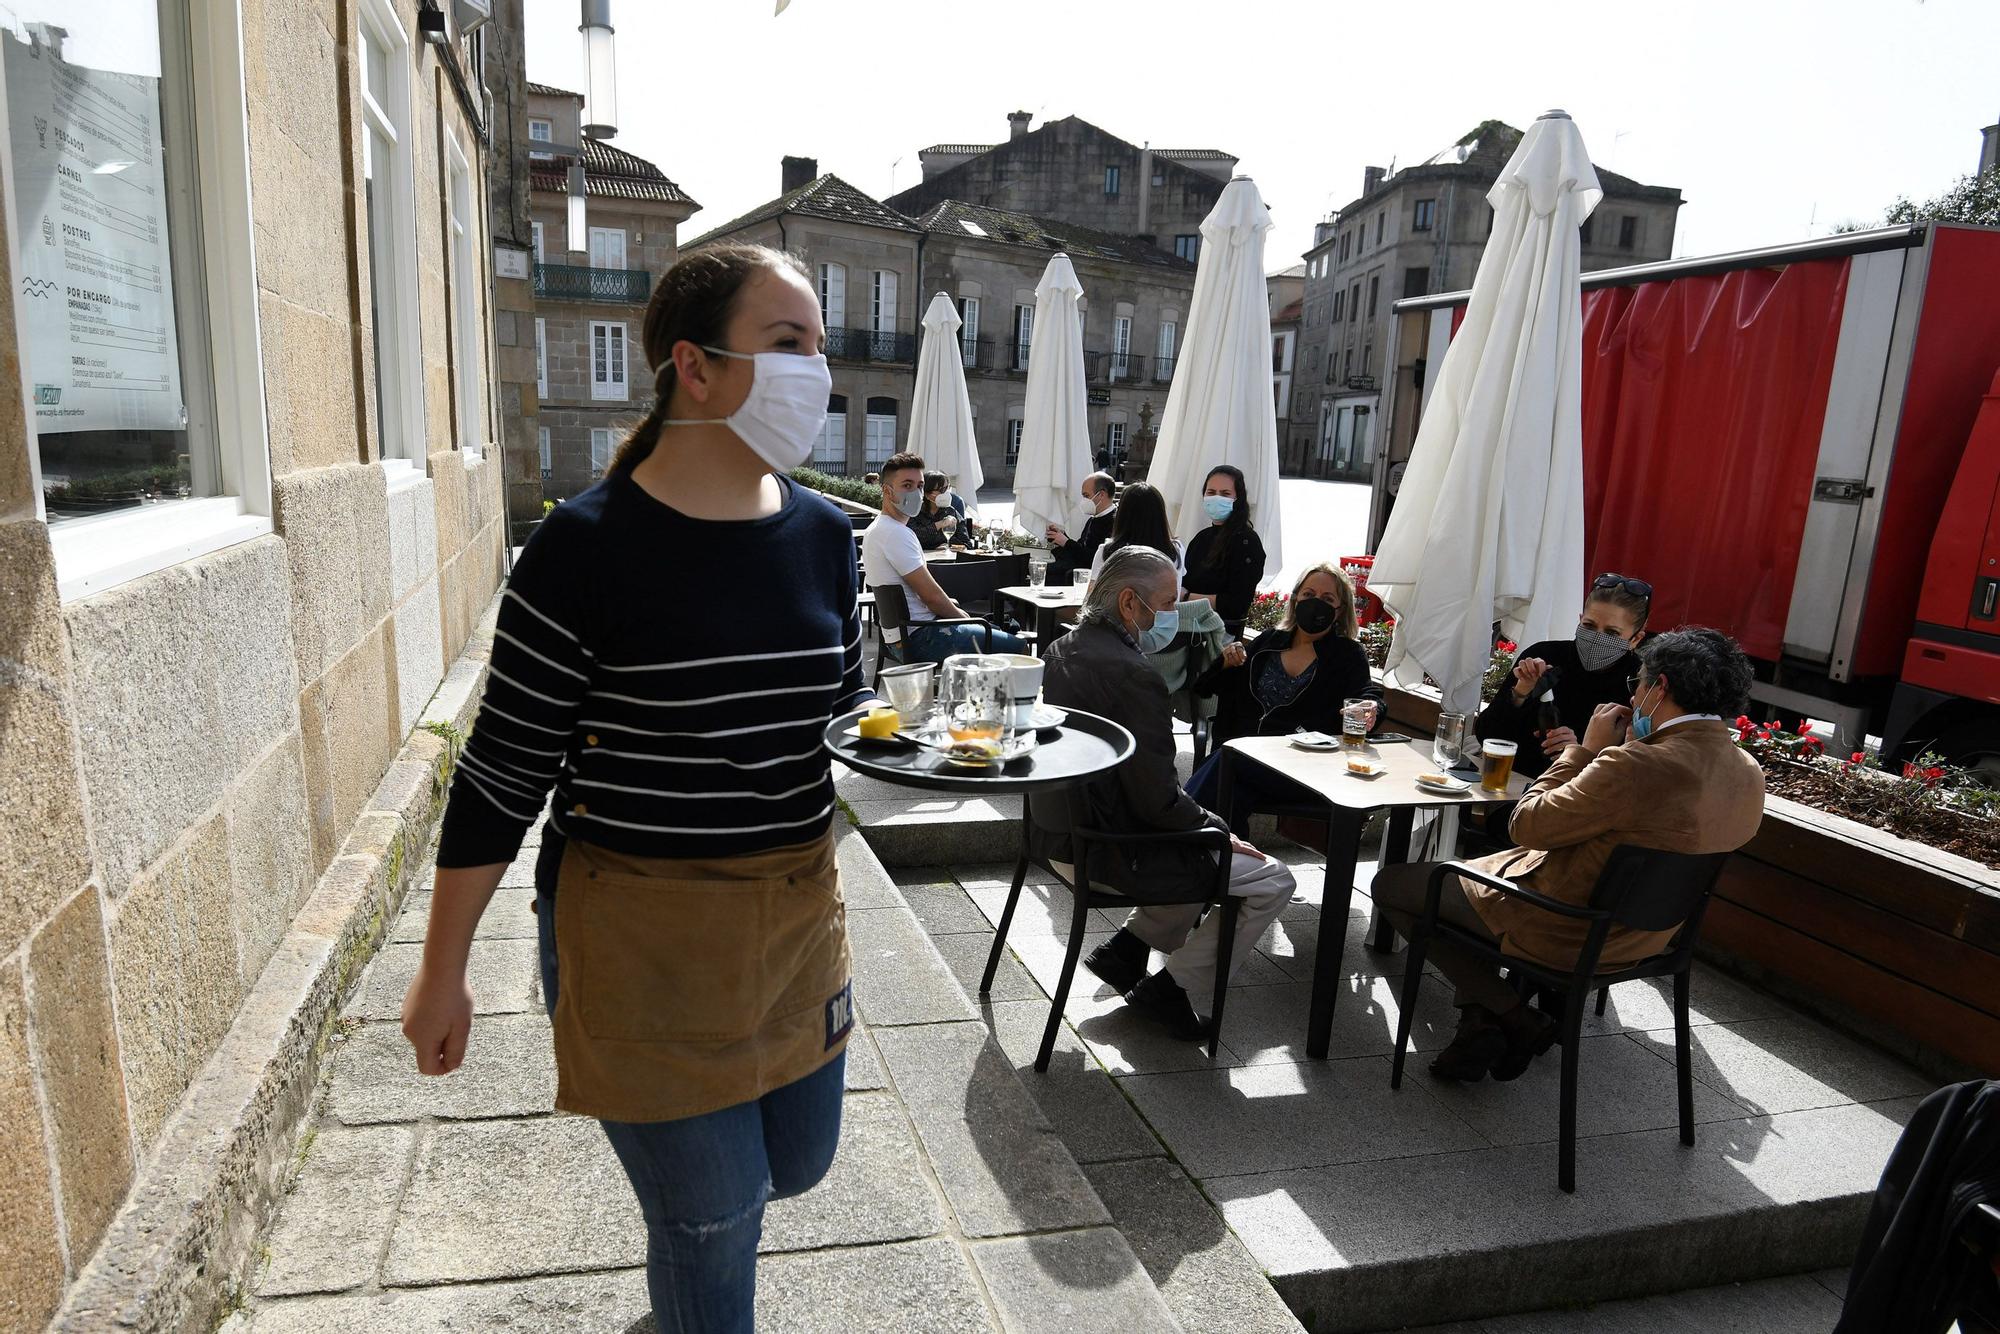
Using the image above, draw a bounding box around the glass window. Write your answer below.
[1005,418,1023,469]
[871,270,898,335]
[588,226,625,269]
[1155,320,1176,380]
[1619,215,1638,249]
[1174,234,1200,263]
[538,426,551,478]
[446,133,483,452]
[1104,165,1120,196]
[589,428,612,476]
[818,262,846,328]
[958,296,980,367]
[531,219,545,262]
[9,0,216,523]
[1368,275,1380,319]
[1375,211,1385,246]
[1105,420,1126,455]
[863,397,897,466]
[590,320,628,400]
[1012,304,1033,370]
[535,318,547,397]
[1111,316,1131,379]
[528,117,552,158]
[814,395,848,470]
[1413,198,1435,232]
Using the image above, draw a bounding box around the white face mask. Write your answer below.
[662,347,831,472]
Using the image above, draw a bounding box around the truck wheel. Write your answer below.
[1929,718,2000,788]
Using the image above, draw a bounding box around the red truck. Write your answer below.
[1373,223,2000,779]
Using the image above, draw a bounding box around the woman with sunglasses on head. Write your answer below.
[1473,573,1653,781]
[402,244,869,1333]
[1183,563,1382,816]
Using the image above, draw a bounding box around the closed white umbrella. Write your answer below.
[1370,111,1602,715]
[909,292,984,511]
[1146,176,1284,565]
[1013,253,1092,540]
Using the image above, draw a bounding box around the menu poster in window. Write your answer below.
[5,24,185,434]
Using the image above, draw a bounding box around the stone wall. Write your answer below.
[0,2,511,1328]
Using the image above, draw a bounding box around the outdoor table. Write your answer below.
[996,583,1086,652]
[823,704,1132,798]
[923,549,958,563]
[1216,735,1529,1059]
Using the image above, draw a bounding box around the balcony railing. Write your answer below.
[533,262,652,304]
[825,327,917,364]
[1154,355,1177,383]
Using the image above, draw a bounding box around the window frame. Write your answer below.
[14,0,276,601]
[863,397,898,467]
[528,116,553,158]
[357,0,425,468]
[1413,198,1435,232]
[814,395,848,470]
[1111,314,1132,380]
[445,128,485,455]
[589,427,613,477]
[1013,304,1033,370]
[1619,215,1638,249]
[1174,234,1200,263]
[535,317,547,398]
[1005,418,1023,469]
[587,225,626,270]
[1104,164,1121,196]
[538,425,552,478]
[531,219,545,262]
[589,319,629,401]
[871,269,898,336]
[818,261,846,329]
[958,295,980,367]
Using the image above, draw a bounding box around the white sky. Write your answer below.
[526,0,2000,268]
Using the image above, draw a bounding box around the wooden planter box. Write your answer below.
[1377,674,2000,1075]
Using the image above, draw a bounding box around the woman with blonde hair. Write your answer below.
[1185,562,1381,814]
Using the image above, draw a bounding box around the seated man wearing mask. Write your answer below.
[1372,627,1766,1082]
[1033,546,1296,1039]
[1045,472,1118,585]
[862,453,1025,663]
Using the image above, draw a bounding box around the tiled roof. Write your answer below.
[922,143,994,155]
[530,138,697,207]
[912,199,1193,271]
[1338,120,1677,213]
[687,174,920,246]
[1154,148,1233,161]
[526,81,580,99]
[1274,297,1304,323]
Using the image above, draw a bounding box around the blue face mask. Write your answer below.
[1630,682,1662,740]
[1203,495,1235,524]
[1136,606,1180,654]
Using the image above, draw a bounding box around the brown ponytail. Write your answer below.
[610,243,811,474]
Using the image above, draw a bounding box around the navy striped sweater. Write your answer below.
[436,474,870,868]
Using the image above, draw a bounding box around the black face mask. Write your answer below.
[1293,598,1336,636]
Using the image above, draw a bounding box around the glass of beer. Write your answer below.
[1341,698,1373,751]
[940,655,1011,748]
[1480,739,1518,793]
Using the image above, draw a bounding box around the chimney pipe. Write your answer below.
[1363,165,1386,196]
[1008,111,1032,141]
[782,156,818,194]
[1983,122,1999,175]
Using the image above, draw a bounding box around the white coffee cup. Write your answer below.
[994,653,1044,728]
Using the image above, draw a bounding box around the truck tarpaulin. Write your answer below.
[1575,259,1851,661]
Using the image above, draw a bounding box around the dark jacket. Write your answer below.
[1183,526,1267,628]
[1835,1079,2000,1334]
[908,508,950,551]
[1032,619,1226,896]
[1473,636,1639,779]
[1047,504,1117,582]
[1194,628,1382,750]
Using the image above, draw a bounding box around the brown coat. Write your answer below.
[1464,719,1764,970]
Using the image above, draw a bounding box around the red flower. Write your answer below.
[1851,751,1866,764]
[1796,720,1813,735]
[1901,761,1918,779]
[1734,715,1755,732]
[1755,728,1773,741]
[1799,736,1824,754]
[1495,639,1518,654]
[1924,766,1946,787]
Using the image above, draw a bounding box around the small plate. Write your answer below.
[1288,732,1343,751]
[1414,775,1472,795]
[1344,761,1387,778]
[935,731,1038,767]
[1029,705,1067,731]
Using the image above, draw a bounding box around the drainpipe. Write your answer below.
[1137,143,1152,239]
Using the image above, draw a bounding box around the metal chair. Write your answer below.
[979,785,1243,1072]
[1389,844,1733,1192]
[929,557,1002,618]
[868,585,998,690]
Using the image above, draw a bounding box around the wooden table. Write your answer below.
[1217,735,1529,1059]
[997,584,1085,652]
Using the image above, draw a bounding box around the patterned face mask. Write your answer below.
[1574,625,1632,672]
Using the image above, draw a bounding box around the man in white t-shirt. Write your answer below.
[862,452,1025,663]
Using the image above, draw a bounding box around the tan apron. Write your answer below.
[550,829,852,1123]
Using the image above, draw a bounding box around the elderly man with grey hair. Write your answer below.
[1029,545,1295,1040]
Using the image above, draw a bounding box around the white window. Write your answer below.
[358,0,423,465]
[1005,419,1024,469]
[1013,305,1034,370]
[446,132,484,455]
[538,426,552,478]
[532,220,545,263]
[1111,316,1132,380]
[590,321,629,400]
[864,397,898,466]
[871,270,898,334]
[590,428,613,477]
[814,395,848,470]
[959,296,980,368]
[1106,420,1127,455]
[818,262,846,328]
[528,117,552,158]
[535,318,547,397]
[13,0,274,599]
[588,226,626,270]
[1156,321,1178,379]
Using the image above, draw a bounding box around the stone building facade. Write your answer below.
[1291,119,1683,479]
[887,113,1236,261]
[522,84,699,509]
[687,159,1198,485]
[0,1,512,1327]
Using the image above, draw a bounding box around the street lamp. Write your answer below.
[580,0,617,140]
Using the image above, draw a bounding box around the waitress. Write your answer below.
[402,244,870,1333]
[1182,465,1268,633]
[1474,573,1653,779]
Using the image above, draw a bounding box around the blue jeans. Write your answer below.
[534,831,846,1333]
[903,620,1027,663]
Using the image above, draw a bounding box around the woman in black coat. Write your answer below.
[1182,465,1267,633]
[1185,563,1382,818]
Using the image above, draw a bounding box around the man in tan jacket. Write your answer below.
[1374,627,1765,1081]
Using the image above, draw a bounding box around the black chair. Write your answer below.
[1388,845,1732,1193]
[868,585,997,690]
[930,557,1002,618]
[979,792,1243,1072]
